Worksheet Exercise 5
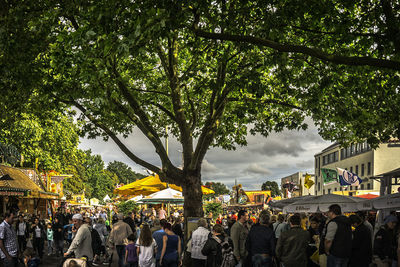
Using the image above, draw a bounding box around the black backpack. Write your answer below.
[213,236,236,267]
[90,227,102,255]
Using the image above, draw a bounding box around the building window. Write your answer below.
[350,186,353,190]
[361,184,364,189]
[361,164,365,176]
[323,189,326,194]
[328,189,331,194]
[355,165,359,175]
[367,162,371,175]
[334,188,337,191]
[340,148,345,159]
[350,166,353,173]
[367,183,371,189]
[334,151,339,161]
[318,182,321,191]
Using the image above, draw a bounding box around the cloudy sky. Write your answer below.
[79,121,331,190]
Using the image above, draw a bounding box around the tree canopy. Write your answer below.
[192,0,400,147]
[0,111,80,171]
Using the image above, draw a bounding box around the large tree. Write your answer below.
[2,1,398,217]
[1,1,306,217]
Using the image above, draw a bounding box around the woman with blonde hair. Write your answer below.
[136,224,157,267]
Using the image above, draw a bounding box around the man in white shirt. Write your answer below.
[16,215,28,255]
[190,218,210,267]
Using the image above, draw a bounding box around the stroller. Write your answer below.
[62,257,90,267]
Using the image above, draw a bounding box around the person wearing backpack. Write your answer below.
[84,217,102,263]
[202,224,235,267]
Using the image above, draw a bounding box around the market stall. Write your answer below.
[0,165,59,216]
[114,174,214,196]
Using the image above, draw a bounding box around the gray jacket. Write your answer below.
[276,226,310,267]
[67,224,93,260]
[230,221,249,259]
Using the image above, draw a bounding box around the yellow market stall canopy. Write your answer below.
[114,174,215,196]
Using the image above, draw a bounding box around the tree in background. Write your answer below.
[0,143,21,166]
[107,161,146,185]
[205,202,222,219]
[117,200,138,216]
[0,112,80,171]
[63,150,119,200]
[261,181,281,197]
[204,182,230,196]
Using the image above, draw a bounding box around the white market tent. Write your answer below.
[103,195,111,202]
[283,194,365,213]
[358,192,400,210]
[269,195,315,210]
[140,188,184,203]
[128,195,143,202]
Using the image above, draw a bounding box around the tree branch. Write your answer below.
[69,99,162,174]
[109,65,174,169]
[381,0,400,52]
[148,101,180,124]
[227,97,303,111]
[192,27,400,71]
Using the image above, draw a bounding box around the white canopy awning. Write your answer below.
[128,195,143,202]
[140,188,184,203]
[283,194,365,213]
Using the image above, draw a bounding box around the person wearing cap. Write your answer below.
[108,213,133,267]
[64,214,93,261]
[373,214,398,267]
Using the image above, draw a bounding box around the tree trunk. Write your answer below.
[181,171,204,218]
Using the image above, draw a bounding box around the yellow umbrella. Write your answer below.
[114,174,215,196]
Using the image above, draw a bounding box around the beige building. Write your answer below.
[314,140,400,195]
[281,172,315,198]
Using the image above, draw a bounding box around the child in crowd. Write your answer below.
[125,233,138,267]
[23,248,40,267]
[68,260,80,267]
[136,224,157,267]
[46,223,54,256]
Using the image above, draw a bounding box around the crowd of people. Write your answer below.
[0,204,398,267]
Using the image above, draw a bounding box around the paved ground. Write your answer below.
[9,248,119,267]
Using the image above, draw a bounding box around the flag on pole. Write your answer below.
[321,168,338,185]
[304,173,315,189]
[336,167,362,186]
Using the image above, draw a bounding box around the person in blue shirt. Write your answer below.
[152,219,167,267]
[63,219,74,246]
